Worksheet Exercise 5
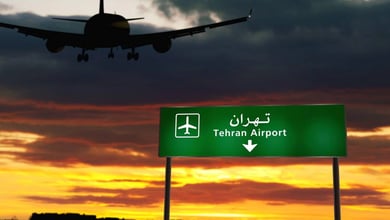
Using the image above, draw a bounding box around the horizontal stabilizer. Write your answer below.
[52,17,88,22]
[126,17,144,21]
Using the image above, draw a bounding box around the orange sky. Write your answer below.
[1,90,390,220]
[0,1,390,219]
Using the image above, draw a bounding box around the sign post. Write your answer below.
[333,158,341,220]
[159,104,346,220]
[163,157,172,220]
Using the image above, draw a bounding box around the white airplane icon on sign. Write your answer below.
[178,116,197,135]
[175,113,200,138]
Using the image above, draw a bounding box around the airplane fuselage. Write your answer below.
[84,13,130,48]
[0,0,250,62]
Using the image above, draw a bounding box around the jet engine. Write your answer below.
[152,38,172,53]
[46,39,65,53]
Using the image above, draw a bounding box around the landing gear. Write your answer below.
[108,48,114,59]
[77,49,89,62]
[127,48,139,61]
[75,48,140,62]
[127,52,139,61]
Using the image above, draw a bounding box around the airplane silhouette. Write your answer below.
[178,116,197,135]
[0,0,251,62]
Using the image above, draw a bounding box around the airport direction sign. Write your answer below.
[159,105,346,157]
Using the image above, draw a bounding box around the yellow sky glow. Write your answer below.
[1,154,389,220]
[0,131,44,144]
[1,126,390,219]
[348,126,390,138]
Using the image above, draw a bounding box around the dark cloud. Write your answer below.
[8,131,389,167]
[346,136,390,165]
[1,89,389,167]
[27,185,164,207]
[25,180,390,208]
[1,1,389,216]
[16,138,162,167]
[0,0,390,105]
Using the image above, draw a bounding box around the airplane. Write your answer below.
[178,116,197,135]
[0,0,251,62]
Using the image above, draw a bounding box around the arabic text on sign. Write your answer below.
[229,113,271,127]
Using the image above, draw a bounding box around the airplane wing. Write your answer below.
[0,22,90,48]
[178,124,197,130]
[0,9,251,54]
[121,10,252,49]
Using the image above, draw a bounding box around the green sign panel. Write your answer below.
[159,105,346,157]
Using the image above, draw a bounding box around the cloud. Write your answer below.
[25,180,390,208]
[346,136,390,165]
[0,1,390,106]
[0,2,11,12]
[1,88,389,167]
[27,185,164,207]
[1,1,389,218]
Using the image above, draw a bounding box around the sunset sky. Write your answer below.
[0,0,390,220]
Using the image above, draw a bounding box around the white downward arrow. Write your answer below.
[243,139,257,152]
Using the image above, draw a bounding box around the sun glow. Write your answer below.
[0,131,44,144]
[348,126,390,138]
[0,122,389,220]
[0,131,44,153]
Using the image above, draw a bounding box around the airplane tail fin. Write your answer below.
[99,0,104,14]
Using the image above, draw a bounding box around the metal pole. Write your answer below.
[332,157,341,220]
[164,157,172,220]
